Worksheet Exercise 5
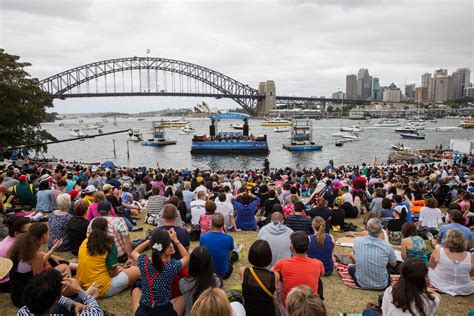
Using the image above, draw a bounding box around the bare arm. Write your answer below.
[131,240,150,262]
[400,238,408,260]
[428,248,439,269]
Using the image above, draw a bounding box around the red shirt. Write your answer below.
[273,255,324,306]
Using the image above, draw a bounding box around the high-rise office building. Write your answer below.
[415,87,428,102]
[346,74,357,99]
[357,68,372,100]
[383,83,402,102]
[452,68,470,99]
[405,83,416,99]
[434,75,453,102]
[371,77,380,101]
[421,73,431,89]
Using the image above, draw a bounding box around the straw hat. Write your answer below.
[0,258,13,279]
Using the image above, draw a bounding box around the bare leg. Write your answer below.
[123,266,141,287]
[131,287,142,314]
[172,296,185,316]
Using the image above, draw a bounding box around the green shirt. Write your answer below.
[105,244,118,269]
[12,183,37,207]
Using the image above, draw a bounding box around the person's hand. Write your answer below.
[62,278,83,295]
[51,239,63,252]
[73,302,87,316]
[168,228,178,243]
[236,228,242,232]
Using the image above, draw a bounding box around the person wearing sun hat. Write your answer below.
[0,258,13,285]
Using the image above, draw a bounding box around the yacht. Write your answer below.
[261,117,292,126]
[274,126,290,132]
[128,128,144,142]
[69,128,84,138]
[332,131,359,140]
[179,125,196,135]
[340,125,362,133]
[374,119,401,127]
[400,131,425,139]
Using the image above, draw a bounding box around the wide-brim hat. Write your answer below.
[0,258,13,279]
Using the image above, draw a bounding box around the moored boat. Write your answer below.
[128,128,144,141]
[332,132,359,140]
[391,143,411,151]
[400,131,425,139]
[261,117,292,126]
[374,119,401,127]
[283,120,322,151]
[274,126,290,133]
[179,125,196,135]
[142,121,177,146]
[82,122,104,130]
[340,125,362,133]
[69,128,84,138]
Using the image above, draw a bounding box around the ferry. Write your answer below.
[142,121,177,146]
[374,119,401,127]
[283,120,322,151]
[459,119,474,129]
[158,118,189,128]
[191,113,269,154]
[261,117,292,126]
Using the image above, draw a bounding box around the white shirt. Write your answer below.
[419,207,442,228]
[193,185,207,199]
[225,193,233,203]
[190,199,206,226]
[216,200,234,228]
[382,286,440,316]
[342,192,354,205]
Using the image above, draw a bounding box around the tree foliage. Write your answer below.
[0,49,56,152]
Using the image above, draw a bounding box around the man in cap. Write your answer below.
[82,185,97,205]
[6,175,36,209]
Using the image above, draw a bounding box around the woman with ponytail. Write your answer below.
[131,228,190,316]
[76,217,140,298]
[307,216,335,276]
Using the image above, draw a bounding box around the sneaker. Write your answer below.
[425,231,434,241]
[131,227,144,232]
[234,243,243,256]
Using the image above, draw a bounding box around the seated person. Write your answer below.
[329,197,345,231]
[48,193,73,252]
[67,200,90,256]
[380,198,394,218]
[286,285,327,316]
[386,205,407,246]
[400,222,428,265]
[158,204,191,260]
[307,216,335,276]
[285,202,312,235]
[432,209,473,249]
[199,200,217,235]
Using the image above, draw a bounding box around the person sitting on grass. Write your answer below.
[239,239,279,316]
[216,192,239,232]
[67,199,90,256]
[77,217,140,298]
[348,218,397,290]
[158,204,190,260]
[179,247,223,316]
[386,205,408,246]
[286,285,326,316]
[199,200,217,235]
[146,187,168,225]
[418,198,442,229]
[86,192,116,221]
[232,192,260,231]
[200,213,235,279]
[190,287,246,316]
[258,212,293,267]
[400,222,428,265]
[48,193,73,252]
[131,228,190,316]
[156,196,185,227]
[431,209,473,249]
[17,269,103,316]
[285,202,312,235]
[307,217,335,276]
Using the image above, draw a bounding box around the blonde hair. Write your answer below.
[191,288,232,316]
[312,216,326,248]
[444,229,467,253]
[94,191,106,203]
[286,285,326,316]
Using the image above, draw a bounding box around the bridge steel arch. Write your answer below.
[39,57,260,114]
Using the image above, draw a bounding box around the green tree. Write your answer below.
[0,49,56,152]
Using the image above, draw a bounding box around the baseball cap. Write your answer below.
[102,184,114,191]
[393,205,407,214]
[18,175,28,182]
[97,201,112,214]
[122,183,131,189]
[84,185,98,194]
[197,176,204,183]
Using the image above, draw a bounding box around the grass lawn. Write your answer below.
[1,213,472,315]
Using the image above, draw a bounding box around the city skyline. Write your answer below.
[1,0,473,113]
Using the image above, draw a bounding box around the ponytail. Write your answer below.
[312,216,326,248]
[150,229,171,272]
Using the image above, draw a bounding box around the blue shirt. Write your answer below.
[232,197,260,230]
[182,190,193,212]
[307,234,334,273]
[66,179,76,193]
[380,208,393,218]
[200,232,234,277]
[36,189,53,212]
[396,202,412,222]
[353,235,397,289]
[438,223,473,243]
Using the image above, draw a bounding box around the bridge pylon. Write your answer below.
[257,80,276,117]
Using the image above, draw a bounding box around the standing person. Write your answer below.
[131,228,190,316]
[272,231,325,309]
[215,192,239,232]
[258,212,293,267]
[77,217,140,298]
[348,218,397,290]
[307,217,335,276]
[67,199,90,256]
[284,202,312,235]
[400,222,428,265]
[158,204,190,260]
[200,214,235,279]
[239,240,279,316]
[48,193,73,252]
[418,198,442,229]
[232,192,260,231]
[380,259,440,315]
[179,247,223,316]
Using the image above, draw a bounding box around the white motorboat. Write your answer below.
[69,128,84,137]
[395,126,418,133]
[179,125,196,135]
[332,131,359,140]
[274,126,290,132]
[340,125,362,133]
[391,143,411,151]
[375,119,401,127]
[230,123,244,130]
[128,128,144,141]
[82,122,104,130]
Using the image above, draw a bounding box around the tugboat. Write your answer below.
[191,113,269,154]
[282,120,322,151]
[141,121,177,146]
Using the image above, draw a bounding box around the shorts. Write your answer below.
[103,271,129,298]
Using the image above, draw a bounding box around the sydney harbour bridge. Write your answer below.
[39,57,369,116]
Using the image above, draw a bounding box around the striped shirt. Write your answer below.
[284,214,312,235]
[17,291,104,315]
[353,235,397,289]
[147,195,167,217]
[87,216,129,257]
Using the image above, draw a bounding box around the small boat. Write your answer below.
[179,125,196,135]
[82,122,104,130]
[261,117,292,126]
[332,132,359,140]
[142,122,177,146]
[375,119,401,127]
[137,118,145,121]
[391,144,411,151]
[58,123,64,127]
[395,126,418,133]
[69,128,84,137]
[274,126,290,133]
[400,131,425,139]
[283,120,322,151]
[430,118,438,123]
[102,118,109,123]
[128,128,144,141]
[230,123,244,130]
[340,125,362,133]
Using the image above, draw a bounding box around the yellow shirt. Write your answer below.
[76,238,113,296]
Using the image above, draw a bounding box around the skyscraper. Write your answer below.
[346,74,357,100]
[434,75,453,102]
[421,73,431,89]
[405,83,416,100]
[357,68,372,100]
[452,68,470,99]
[372,77,380,101]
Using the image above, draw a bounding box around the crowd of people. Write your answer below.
[0,157,473,315]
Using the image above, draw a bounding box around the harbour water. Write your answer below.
[41,117,472,170]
